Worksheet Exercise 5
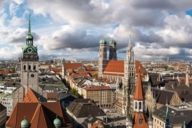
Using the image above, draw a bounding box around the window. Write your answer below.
[31,74,34,77]
[135,102,137,109]
[23,65,26,71]
[33,65,36,71]
[139,102,141,110]
[28,65,31,70]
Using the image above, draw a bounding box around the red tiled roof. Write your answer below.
[103,60,146,76]
[64,63,83,70]
[6,102,67,128]
[0,69,15,75]
[133,112,148,128]
[84,85,111,91]
[30,104,53,128]
[134,70,144,100]
[51,67,61,74]
[104,60,124,75]
[23,88,39,103]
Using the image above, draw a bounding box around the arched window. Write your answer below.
[23,65,26,71]
[28,65,31,70]
[139,102,141,110]
[135,102,137,109]
[33,65,36,71]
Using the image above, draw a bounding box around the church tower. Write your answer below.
[133,67,148,128]
[20,16,39,93]
[123,37,135,115]
[98,40,108,77]
[109,39,117,60]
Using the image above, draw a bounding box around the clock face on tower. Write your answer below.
[27,48,33,53]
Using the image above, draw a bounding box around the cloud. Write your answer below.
[0,27,39,44]
[130,0,192,12]
[0,0,191,60]
[0,45,21,60]
[39,25,101,51]
[27,0,111,25]
[157,14,192,48]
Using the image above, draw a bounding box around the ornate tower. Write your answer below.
[109,39,117,60]
[123,38,135,115]
[98,40,108,77]
[133,68,148,128]
[20,16,39,93]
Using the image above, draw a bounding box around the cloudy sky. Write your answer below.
[0,0,192,61]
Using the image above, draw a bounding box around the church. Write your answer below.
[98,39,152,127]
[98,39,148,114]
[12,17,44,108]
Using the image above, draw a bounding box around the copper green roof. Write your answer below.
[99,39,107,44]
[21,118,30,128]
[53,117,61,128]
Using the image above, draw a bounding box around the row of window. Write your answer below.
[23,65,37,71]
[154,118,164,127]
[135,101,142,110]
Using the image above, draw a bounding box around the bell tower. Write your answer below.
[98,39,108,77]
[20,16,39,93]
[109,39,117,60]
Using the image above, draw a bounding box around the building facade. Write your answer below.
[97,39,147,114]
[20,18,40,93]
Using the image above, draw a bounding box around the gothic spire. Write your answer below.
[128,33,133,52]
[26,14,33,45]
[28,14,31,34]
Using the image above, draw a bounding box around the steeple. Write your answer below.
[26,14,33,46]
[123,34,135,115]
[134,67,144,101]
[20,15,39,93]
[128,34,133,53]
[132,67,148,128]
[28,14,31,34]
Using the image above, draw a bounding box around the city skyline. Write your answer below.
[0,0,192,60]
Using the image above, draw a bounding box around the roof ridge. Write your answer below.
[31,103,41,125]
[31,103,50,128]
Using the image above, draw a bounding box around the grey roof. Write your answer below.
[153,89,175,104]
[153,106,192,126]
[174,86,192,102]
[67,99,106,118]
